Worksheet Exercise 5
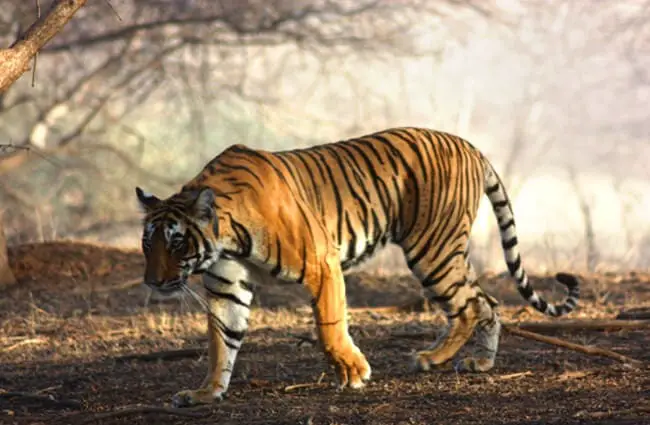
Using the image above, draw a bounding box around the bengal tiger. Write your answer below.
[136,127,579,407]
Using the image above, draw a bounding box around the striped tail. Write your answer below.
[483,160,579,317]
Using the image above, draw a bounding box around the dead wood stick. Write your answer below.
[392,326,644,365]
[497,371,533,380]
[0,391,82,409]
[507,319,650,332]
[2,337,47,352]
[503,325,644,366]
[616,307,650,321]
[115,347,204,362]
[284,382,329,392]
[79,405,209,424]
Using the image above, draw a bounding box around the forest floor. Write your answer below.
[1,241,649,425]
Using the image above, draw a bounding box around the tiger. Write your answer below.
[136,127,580,407]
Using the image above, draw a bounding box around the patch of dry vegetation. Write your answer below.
[1,241,649,424]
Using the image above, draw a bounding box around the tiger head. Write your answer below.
[135,186,222,296]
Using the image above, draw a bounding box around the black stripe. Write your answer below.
[230,217,252,257]
[422,265,452,288]
[205,287,250,308]
[345,212,357,262]
[297,243,307,284]
[270,238,282,277]
[324,145,370,243]
[486,183,500,194]
[499,219,515,232]
[373,135,420,238]
[313,149,344,244]
[240,280,256,292]
[219,324,246,342]
[205,271,234,285]
[446,296,475,319]
[518,283,534,299]
[506,255,521,275]
[211,159,264,186]
[224,339,239,350]
[286,151,321,210]
[502,237,518,250]
[423,249,465,284]
[429,280,465,303]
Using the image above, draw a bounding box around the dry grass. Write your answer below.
[1,241,650,425]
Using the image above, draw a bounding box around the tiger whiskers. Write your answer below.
[182,286,210,313]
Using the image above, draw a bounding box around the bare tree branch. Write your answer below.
[0,0,87,92]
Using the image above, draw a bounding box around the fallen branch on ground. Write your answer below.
[508,319,650,332]
[497,371,533,380]
[616,307,650,321]
[115,347,204,362]
[391,326,644,366]
[503,325,644,366]
[0,390,82,409]
[284,382,329,392]
[2,337,47,352]
[79,405,209,424]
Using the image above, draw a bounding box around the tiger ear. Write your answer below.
[192,187,215,222]
[135,187,161,212]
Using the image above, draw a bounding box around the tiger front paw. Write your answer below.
[171,388,224,408]
[327,345,372,389]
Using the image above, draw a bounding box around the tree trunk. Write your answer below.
[0,214,16,289]
[567,166,599,272]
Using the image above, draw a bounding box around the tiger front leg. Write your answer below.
[172,260,253,407]
[307,258,371,389]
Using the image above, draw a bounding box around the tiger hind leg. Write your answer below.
[455,291,501,372]
[412,274,482,372]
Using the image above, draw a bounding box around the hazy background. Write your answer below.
[1,0,649,275]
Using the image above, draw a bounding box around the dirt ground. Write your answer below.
[1,241,649,425]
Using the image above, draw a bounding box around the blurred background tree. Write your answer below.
[0,0,87,288]
[1,0,649,274]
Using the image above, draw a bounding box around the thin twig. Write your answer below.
[497,371,533,380]
[503,325,644,366]
[102,0,122,21]
[2,337,47,352]
[284,382,329,392]
[79,405,209,424]
[31,0,41,87]
[0,391,82,409]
